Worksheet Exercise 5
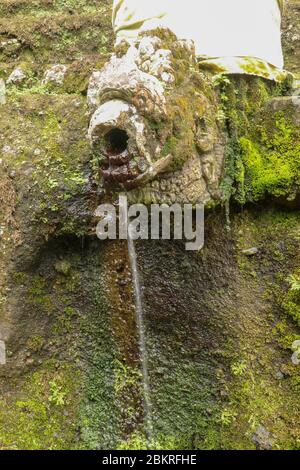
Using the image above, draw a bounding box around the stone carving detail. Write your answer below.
[88,29,224,205]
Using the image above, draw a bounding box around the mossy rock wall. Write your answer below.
[0,0,113,86]
[0,0,300,451]
[216,76,300,205]
[283,0,300,75]
[1,208,300,450]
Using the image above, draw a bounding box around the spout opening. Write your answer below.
[104,128,129,156]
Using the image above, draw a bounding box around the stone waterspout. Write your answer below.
[87,29,224,206]
[87,1,288,206]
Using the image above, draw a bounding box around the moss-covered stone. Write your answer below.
[0,5,113,67]
[282,0,300,76]
[0,362,81,450]
[217,75,299,205]
[239,113,300,201]
[0,92,95,240]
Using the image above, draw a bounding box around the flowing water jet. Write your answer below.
[127,232,153,446]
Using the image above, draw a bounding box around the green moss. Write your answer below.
[239,116,300,201]
[216,208,300,450]
[218,75,299,204]
[1,1,300,452]
[118,432,197,451]
[77,276,121,450]
[0,92,93,237]
[281,270,300,327]
[0,362,81,450]
[0,7,113,65]
[1,242,133,450]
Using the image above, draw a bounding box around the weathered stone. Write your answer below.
[0,340,6,365]
[42,64,68,86]
[252,426,274,450]
[113,0,285,78]
[6,67,27,85]
[0,38,21,56]
[0,79,5,105]
[88,28,223,205]
[242,247,259,256]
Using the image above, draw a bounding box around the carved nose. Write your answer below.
[88,99,150,187]
[88,100,135,146]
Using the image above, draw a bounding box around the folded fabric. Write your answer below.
[112,0,286,79]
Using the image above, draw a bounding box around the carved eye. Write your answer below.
[196,116,208,132]
[136,92,148,106]
[134,91,155,114]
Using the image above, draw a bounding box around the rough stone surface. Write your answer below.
[282,0,300,75]
[252,426,274,450]
[0,340,6,365]
[0,0,299,452]
[42,64,68,87]
[6,67,27,85]
[0,79,5,105]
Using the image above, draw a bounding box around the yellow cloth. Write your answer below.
[112,0,286,80]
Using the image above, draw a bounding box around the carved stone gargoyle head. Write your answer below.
[87,29,224,205]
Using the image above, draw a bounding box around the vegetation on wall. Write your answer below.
[0,0,299,451]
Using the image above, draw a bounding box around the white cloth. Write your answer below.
[113,0,284,70]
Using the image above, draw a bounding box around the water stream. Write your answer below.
[127,233,153,446]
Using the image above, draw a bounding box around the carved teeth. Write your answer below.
[105,149,131,166]
[111,166,136,183]
[123,154,174,190]
[101,154,173,189]
[101,161,137,185]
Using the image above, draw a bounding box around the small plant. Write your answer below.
[212,73,231,88]
[114,359,141,394]
[287,273,300,292]
[231,360,247,377]
[26,336,45,353]
[48,380,67,406]
[219,408,237,427]
[248,413,259,430]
